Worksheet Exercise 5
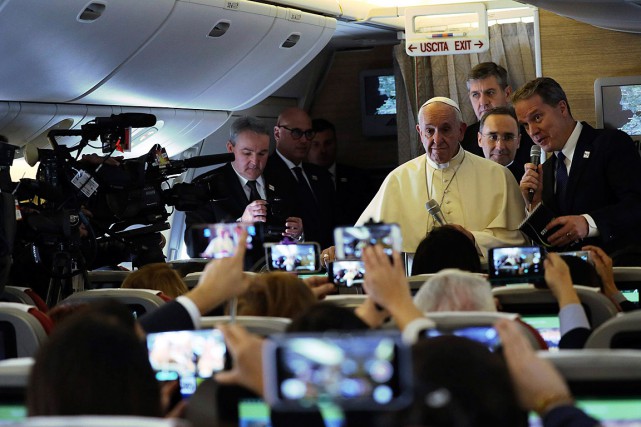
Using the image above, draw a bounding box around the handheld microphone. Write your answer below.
[425,199,447,226]
[528,145,541,203]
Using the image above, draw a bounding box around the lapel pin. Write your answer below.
[583,151,590,158]
[268,184,275,191]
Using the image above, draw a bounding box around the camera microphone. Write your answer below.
[425,199,447,226]
[93,113,157,129]
[528,145,541,203]
[181,153,235,169]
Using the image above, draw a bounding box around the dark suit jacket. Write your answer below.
[334,163,372,226]
[558,327,591,349]
[263,153,336,248]
[541,123,641,253]
[461,121,535,183]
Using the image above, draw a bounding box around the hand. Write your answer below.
[302,275,336,300]
[187,229,251,314]
[520,163,543,208]
[544,253,579,307]
[545,215,589,247]
[496,318,573,415]
[362,245,423,330]
[241,200,268,223]
[215,324,265,397]
[354,297,390,328]
[583,245,619,298]
[282,216,303,240]
[160,380,187,418]
[320,246,336,269]
[80,153,122,167]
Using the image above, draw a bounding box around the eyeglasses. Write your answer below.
[481,133,517,143]
[278,125,316,140]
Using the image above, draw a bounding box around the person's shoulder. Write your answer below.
[581,121,634,144]
[467,151,516,180]
[391,154,425,176]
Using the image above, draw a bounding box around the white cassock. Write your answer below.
[356,147,526,260]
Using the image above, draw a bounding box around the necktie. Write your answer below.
[246,180,261,202]
[292,166,317,205]
[556,152,568,213]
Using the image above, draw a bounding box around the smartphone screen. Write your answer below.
[147,329,227,397]
[423,326,501,352]
[330,260,366,288]
[263,332,412,410]
[189,222,256,259]
[333,223,402,260]
[488,246,545,286]
[265,243,320,273]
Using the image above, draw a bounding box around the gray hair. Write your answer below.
[229,116,270,146]
[413,269,496,312]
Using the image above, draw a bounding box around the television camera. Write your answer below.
[11,113,232,304]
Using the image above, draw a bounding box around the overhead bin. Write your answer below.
[76,0,336,110]
[188,6,336,111]
[0,0,176,102]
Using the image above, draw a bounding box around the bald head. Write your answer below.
[274,107,314,164]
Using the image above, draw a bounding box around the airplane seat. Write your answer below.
[17,416,189,426]
[0,357,33,423]
[200,315,291,337]
[492,284,618,328]
[323,294,368,309]
[0,303,51,359]
[584,310,641,349]
[63,289,167,317]
[183,272,201,290]
[421,311,548,350]
[1,287,49,314]
[86,270,132,290]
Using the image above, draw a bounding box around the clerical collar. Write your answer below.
[425,145,465,170]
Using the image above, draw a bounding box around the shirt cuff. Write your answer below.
[611,290,628,304]
[559,303,590,336]
[402,317,436,345]
[176,295,201,329]
[581,214,599,238]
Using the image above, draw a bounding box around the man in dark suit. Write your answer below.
[477,106,523,182]
[308,118,371,226]
[461,62,534,182]
[516,77,641,254]
[264,108,335,248]
[184,116,303,260]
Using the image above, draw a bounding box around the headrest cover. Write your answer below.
[420,96,461,113]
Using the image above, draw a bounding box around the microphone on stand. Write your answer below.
[425,199,447,226]
[528,145,541,204]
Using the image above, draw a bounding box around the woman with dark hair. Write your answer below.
[27,308,161,417]
[411,225,482,275]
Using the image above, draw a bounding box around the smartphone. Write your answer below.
[558,250,593,265]
[147,329,227,397]
[422,326,502,352]
[189,222,256,259]
[329,260,366,288]
[333,223,402,260]
[488,246,545,286]
[263,331,412,410]
[265,242,321,273]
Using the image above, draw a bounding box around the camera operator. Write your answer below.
[184,116,304,268]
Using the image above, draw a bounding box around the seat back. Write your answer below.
[1,287,48,313]
[0,357,33,423]
[18,416,190,426]
[492,284,619,328]
[86,270,131,289]
[323,294,368,309]
[183,272,201,290]
[422,311,548,350]
[0,303,51,359]
[64,289,167,317]
[200,315,291,336]
[585,311,641,349]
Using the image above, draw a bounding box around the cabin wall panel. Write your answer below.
[310,45,397,169]
[539,9,641,126]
